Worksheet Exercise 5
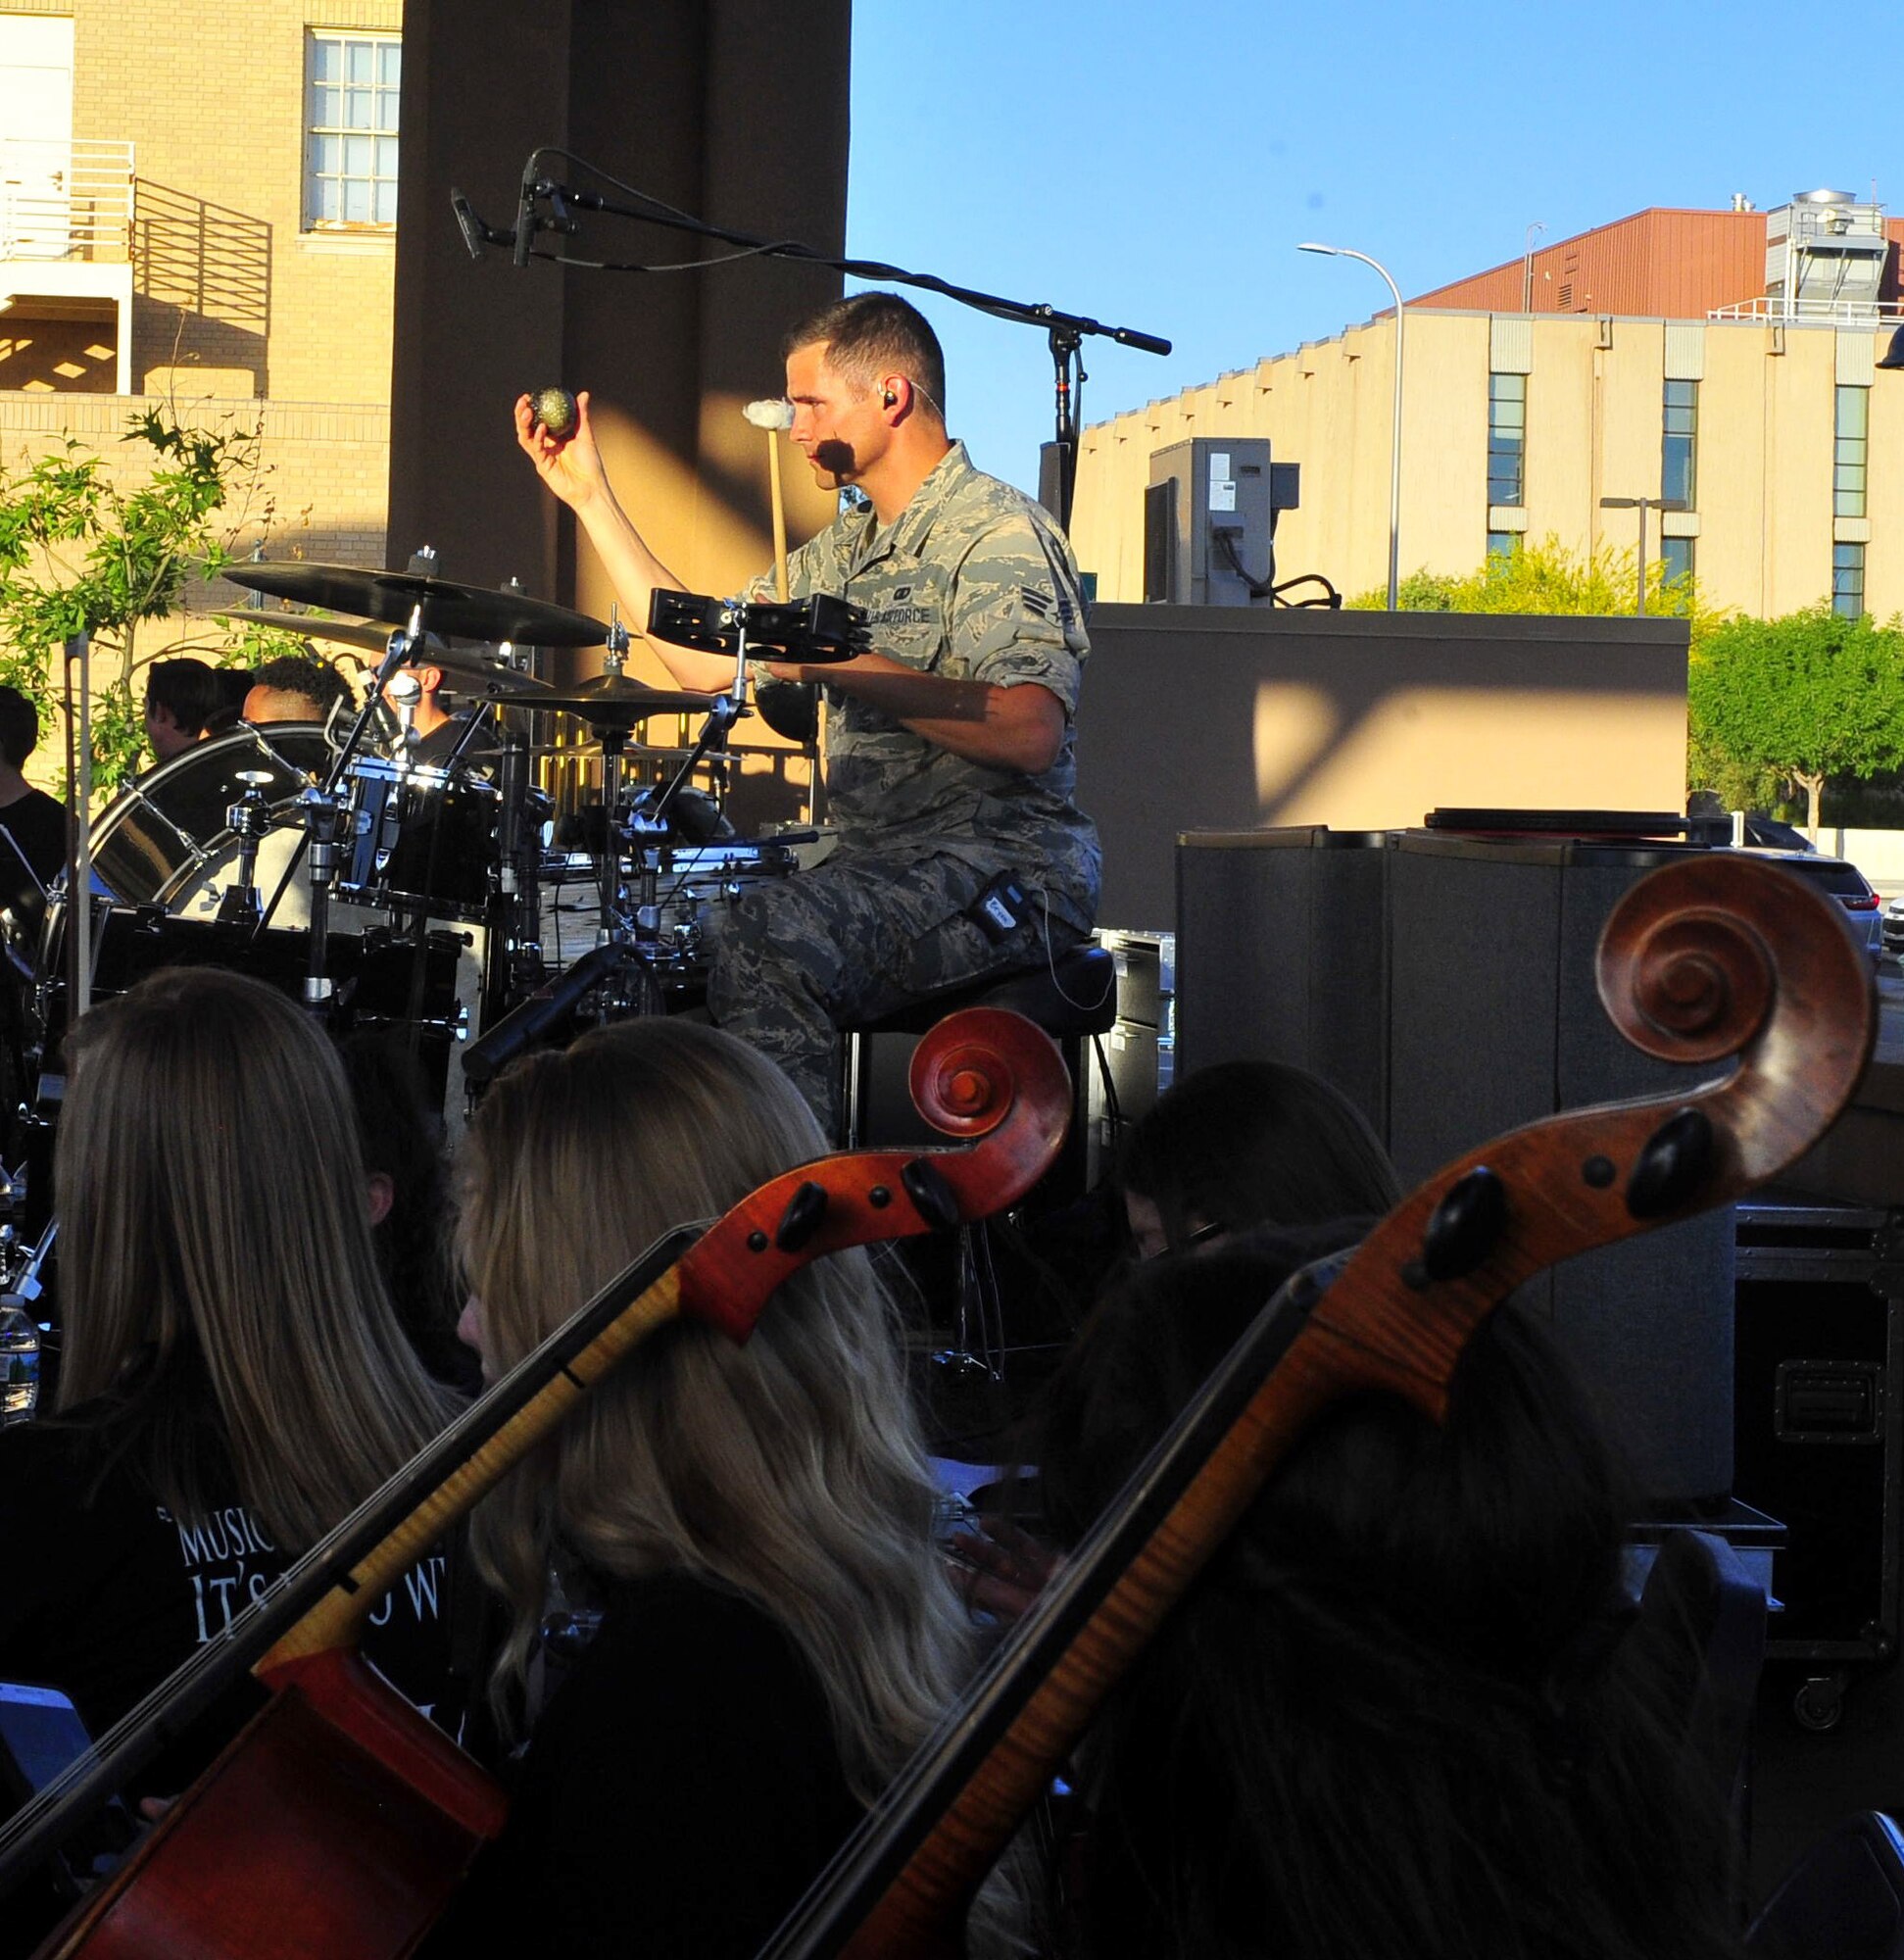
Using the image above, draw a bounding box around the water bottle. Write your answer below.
[0,1298,39,1424]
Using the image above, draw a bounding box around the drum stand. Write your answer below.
[215,771,277,928]
[256,606,431,1015]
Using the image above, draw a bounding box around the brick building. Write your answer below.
[0,0,403,576]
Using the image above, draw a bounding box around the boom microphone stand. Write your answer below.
[459,156,1172,536]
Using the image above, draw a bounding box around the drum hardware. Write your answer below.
[645,590,869,665]
[252,577,447,1003]
[214,769,280,927]
[293,784,345,1011]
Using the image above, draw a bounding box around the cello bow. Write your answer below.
[3,1007,1069,1959]
[757,851,1876,1960]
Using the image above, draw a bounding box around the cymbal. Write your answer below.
[414,646,555,694]
[214,610,394,656]
[222,562,609,648]
[494,670,709,727]
[215,612,553,696]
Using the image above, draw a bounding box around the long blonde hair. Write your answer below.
[457,1018,974,1802]
[55,967,457,1547]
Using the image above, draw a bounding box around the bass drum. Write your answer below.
[89,723,372,931]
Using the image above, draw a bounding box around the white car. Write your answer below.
[1736,848,1882,961]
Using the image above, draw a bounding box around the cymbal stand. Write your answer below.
[258,601,427,1024]
[490,601,547,1014]
[622,622,754,978]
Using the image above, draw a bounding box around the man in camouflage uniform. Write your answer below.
[514,292,1099,1133]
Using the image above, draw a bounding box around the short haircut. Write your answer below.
[781,291,947,423]
[207,667,253,734]
[0,685,38,769]
[248,652,349,714]
[145,658,226,737]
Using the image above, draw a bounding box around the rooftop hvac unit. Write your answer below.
[1144,437,1298,605]
[1765,190,1889,318]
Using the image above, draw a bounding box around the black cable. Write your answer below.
[1211,530,1342,610]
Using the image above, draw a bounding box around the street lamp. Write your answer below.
[1300,241,1404,612]
[1598,496,1688,615]
[1522,221,1545,314]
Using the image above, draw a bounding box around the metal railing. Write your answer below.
[1707,294,1904,324]
[0,139,134,262]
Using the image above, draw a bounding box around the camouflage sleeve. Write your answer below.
[741,536,830,687]
[948,514,1090,717]
[743,533,827,605]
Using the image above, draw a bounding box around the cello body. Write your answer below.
[45,1654,500,1960]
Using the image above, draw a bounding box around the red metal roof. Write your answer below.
[1410,207,1904,318]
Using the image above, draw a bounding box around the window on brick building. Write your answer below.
[1661,380,1697,509]
[1834,385,1869,519]
[1487,372,1525,507]
[1486,529,1518,563]
[1832,541,1866,620]
[305,33,401,229]
[1659,535,1694,591]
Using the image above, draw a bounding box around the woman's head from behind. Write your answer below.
[1042,1237,1738,1960]
[457,1019,963,1790]
[55,967,448,1544]
[1118,1059,1400,1261]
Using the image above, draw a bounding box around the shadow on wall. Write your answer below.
[1076,607,1691,925]
[0,315,120,391]
[132,181,271,395]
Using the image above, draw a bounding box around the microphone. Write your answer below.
[545,183,580,238]
[513,151,542,270]
[386,667,421,753]
[450,188,487,262]
[462,943,624,1086]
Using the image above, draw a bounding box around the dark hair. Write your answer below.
[248,652,349,714]
[0,685,39,769]
[781,291,947,423]
[1119,1059,1400,1251]
[207,666,253,734]
[1041,1237,1741,1960]
[144,658,227,738]
[336,1032,470,1394]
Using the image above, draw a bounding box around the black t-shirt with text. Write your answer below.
[0,1413,462,1804]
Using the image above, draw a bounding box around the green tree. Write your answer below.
[1686,607,1904,833]
[0,410,277,798]
[1348,534,1722,650]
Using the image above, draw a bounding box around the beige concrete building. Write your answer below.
[0,0,403,570]
[1072,196,1904,623]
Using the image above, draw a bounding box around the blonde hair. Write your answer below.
[456,1018,974,1802]
[55,967,457,1548]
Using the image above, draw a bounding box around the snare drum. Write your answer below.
[339,756,501,922]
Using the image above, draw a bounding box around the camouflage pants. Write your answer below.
[702,849,1088,1138]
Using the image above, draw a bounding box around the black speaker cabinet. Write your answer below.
[1733,1203,1904,1675]
[1174,826,1391,1138]
[1387,832,1734,1505]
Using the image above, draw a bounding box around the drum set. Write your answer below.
[25,558,869,1121]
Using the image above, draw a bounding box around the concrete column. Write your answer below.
[387,0,848,663]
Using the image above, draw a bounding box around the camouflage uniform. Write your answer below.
[707,441,1101,1134]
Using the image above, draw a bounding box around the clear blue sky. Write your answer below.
[846,0,1902,495]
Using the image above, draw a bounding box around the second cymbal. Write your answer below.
[494,671,710,725]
